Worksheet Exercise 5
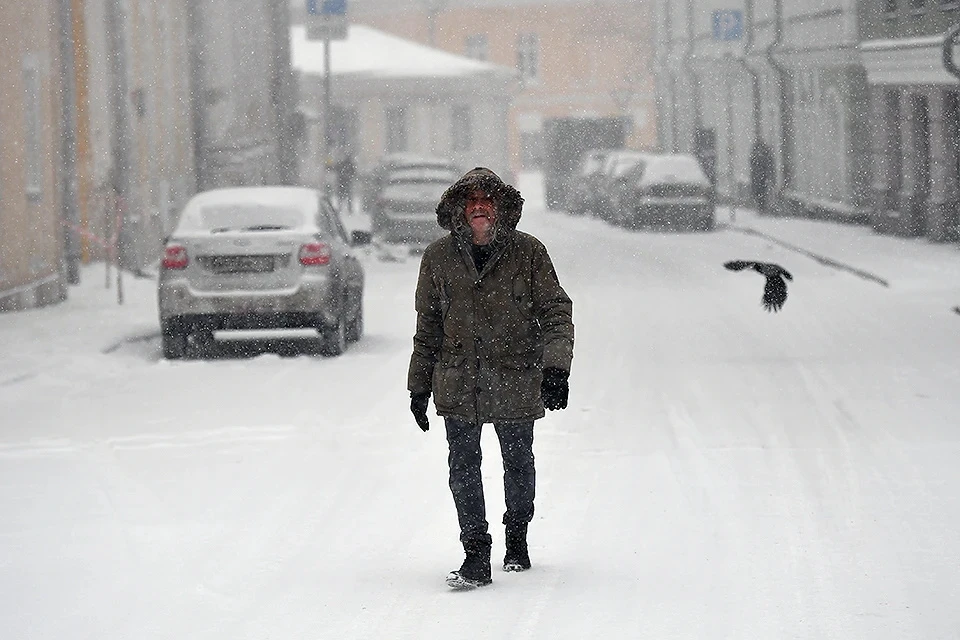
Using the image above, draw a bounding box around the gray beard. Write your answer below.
[453,210,500,245]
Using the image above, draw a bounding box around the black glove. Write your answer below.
[541,368,569,411]
[410,392,431,432]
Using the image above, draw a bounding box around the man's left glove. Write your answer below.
[410,392,431,432]
[541,368,569,411]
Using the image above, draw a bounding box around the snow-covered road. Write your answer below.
[2,205,959,639]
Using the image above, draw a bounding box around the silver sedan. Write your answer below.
[158,186,369,359]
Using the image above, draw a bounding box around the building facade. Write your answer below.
[79,0,197,270]
[656,0,872,216]
[342,0,658,183]
[859,0,960,240]
[292,25,517,187]
[189,0,299,191]
[0,1,67,311]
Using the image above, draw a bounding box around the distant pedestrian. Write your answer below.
[408,167,575,590]
[334,152,356,214]
[749,140,775,216]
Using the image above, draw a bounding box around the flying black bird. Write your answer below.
[724,260,793,312]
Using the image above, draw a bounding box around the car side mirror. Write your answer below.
[351,229,372,246]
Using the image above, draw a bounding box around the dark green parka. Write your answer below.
[407,168,574,424]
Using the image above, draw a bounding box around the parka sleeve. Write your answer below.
[407,251,443,395]
[531,241,574,373]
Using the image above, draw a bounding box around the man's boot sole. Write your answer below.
[446,571,492,590]
[503,562,530,572]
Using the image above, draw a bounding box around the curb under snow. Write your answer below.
[727,224,891,288]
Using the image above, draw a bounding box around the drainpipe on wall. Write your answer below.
[942,24,960,240]
[104,0,132,300]
[766,0,793,209]
[185,1,206,192]
[57,0,81,286]
[742,0,762,142]
[943,23,960,80]
[661,0,679,151]
[684,0,702,131]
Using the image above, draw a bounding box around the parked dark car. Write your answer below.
[609,153,715,231]
[158,187,369,359]
[564,149,613,216]
[366,154,461,245]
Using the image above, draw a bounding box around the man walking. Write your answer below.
[408,167,574,589]
[334,152,356,214]
[749,139,775,216]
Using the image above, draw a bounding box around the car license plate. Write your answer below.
[209,255,274,274]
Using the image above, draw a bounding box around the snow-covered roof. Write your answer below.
[290,24,513,79]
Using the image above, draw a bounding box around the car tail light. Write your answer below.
[299,242,331,266]
[162,244,188,269]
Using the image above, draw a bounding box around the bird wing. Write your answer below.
[762,274,789,312]
[723,260,754,271]
[755,262,792,280]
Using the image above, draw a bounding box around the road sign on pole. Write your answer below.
[712,10,744,41]
[306,0,347,40]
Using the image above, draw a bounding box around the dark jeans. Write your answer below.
[444,417,535,545]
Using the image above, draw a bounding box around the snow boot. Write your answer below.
[503,523,531,572]
[446,537,493,589]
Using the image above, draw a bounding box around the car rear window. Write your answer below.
[180,204,308,234]
[639,156,710,187]
[381,181,449,202]
[582,155,606,174]
[387,167,458,184]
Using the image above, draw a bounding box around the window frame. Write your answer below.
[516,33,540,85]
[22,55,43,201]
[465,34,488,61]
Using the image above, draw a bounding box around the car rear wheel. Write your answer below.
[346,303,363,343]
[321,311,347,356]
[161,326,188,360]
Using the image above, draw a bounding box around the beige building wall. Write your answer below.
[78,0,196,266]
[352,1,658,174]
[0,1,67,311]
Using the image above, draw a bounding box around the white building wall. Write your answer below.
[655,0,866,211]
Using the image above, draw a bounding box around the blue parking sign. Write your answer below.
[307,0,346,15]
[712,10,743,41]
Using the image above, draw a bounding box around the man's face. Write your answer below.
[464,189,497,245]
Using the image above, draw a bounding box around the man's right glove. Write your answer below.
[410,392,431,432]
[541,368,569,411]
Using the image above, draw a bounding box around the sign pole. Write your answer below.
[323,37,332,197]
[306,0,348,197]
[712,9,744,222]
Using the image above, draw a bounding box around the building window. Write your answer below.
[451,105,472,151]
[516,33,540,84]
[887,90,902,194]
[946,92,960,182]
[23,57,42,199]
[465,34,488,61]
[385,106,407,153]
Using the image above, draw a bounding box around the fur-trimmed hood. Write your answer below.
[435,168,524,237]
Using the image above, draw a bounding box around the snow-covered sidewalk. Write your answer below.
[721,206,960,300]
[0,265,159,387]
